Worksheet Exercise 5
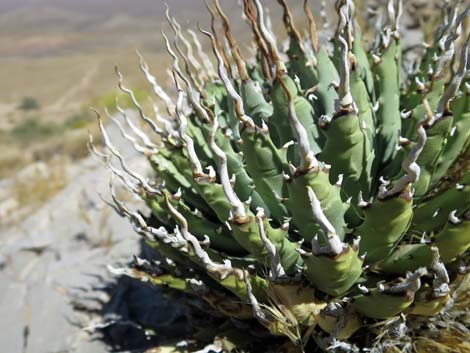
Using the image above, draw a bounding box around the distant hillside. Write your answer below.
[0,0,162,16]
[0,1,292,108]
[0,0,239,21]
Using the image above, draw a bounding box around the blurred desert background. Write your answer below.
[0,0,253,226]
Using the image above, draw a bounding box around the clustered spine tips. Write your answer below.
[92,0,470,350]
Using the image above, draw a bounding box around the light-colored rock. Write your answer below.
[0,119,170,353]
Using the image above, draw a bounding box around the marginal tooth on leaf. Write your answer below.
[173,188,182,201]
[229,174,236,185]
[201,235,211,247]
[281,217,291,231]
[319,115,331,127]
[448,210,460,224]
[187,278,207,293]
[244,196,252,205]
[282,140,295,151]
[352,236,361,249]
[415,77,426,92]
[273,191,286,202]
[328,81,339,91]
[260,119,269,133]
[311,235,321,256]
[293,75,302,89]
[456,183,464,190]
[379,176,390,185]
[359,252,367,262]
[399,137,410,145]
[288,162,297,175]
[296,247,311,257]
[432,208,440,218]
[336,174,344,187]
[358,284,370,294]
[400,109,412,119]
[358,191,369,208]
[420,233,430,244]
[192,208,203,217]
[308,92,318,102]
[206,166,216,180]
[372,54,382,64]
[372,101,380,112]
[427,64,434,76]
[449,125,457,137]
[225,128,233,138]
[282,172,291,181]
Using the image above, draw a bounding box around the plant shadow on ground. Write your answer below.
[72,239,192,353]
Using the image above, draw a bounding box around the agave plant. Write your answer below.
[90,0,470,351]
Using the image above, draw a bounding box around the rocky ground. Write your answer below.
[0,119,186,353]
